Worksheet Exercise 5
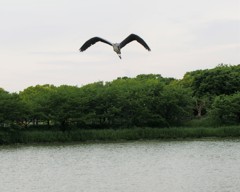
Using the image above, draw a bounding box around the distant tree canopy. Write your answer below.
[181,64,240,97]
[180,64,240,118]
[211,92,240,125]
[0,64,239,131]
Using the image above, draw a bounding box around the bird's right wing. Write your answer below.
[79,37,112,52]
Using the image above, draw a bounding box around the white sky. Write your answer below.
[0,0,239,92]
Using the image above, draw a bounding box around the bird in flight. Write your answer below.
[79,34,151,59]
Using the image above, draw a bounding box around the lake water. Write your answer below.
[0,140,240,192]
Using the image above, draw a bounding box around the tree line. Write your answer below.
[0,64,239,131]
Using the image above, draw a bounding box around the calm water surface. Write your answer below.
[0,140,240,192]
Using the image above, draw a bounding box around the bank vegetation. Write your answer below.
[0,64,239,144]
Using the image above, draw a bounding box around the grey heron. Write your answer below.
[79,34,151,59]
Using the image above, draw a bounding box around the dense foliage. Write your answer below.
[0,64,239,131]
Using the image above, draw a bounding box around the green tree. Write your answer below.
[47,85,83,131]
[0,88,26,128]
[211,92,240,125]
[180,64,240,118]
[19,84,57,128]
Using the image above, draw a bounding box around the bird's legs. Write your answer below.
[117,53,122,59]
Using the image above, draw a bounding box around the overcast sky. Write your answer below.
[0,0,239,92]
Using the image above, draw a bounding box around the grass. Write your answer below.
[0,126,240,145]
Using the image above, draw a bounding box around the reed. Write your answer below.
[0,126,239,145]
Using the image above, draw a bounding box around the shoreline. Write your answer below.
[1,126,240,145]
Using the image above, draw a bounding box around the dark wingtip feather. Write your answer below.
[79,47,85,52]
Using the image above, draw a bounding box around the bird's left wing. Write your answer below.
[79,37,112,52]
[120,34,151,51]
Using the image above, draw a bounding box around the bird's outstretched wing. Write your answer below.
[120,34,151,51]
[79,37,113,52]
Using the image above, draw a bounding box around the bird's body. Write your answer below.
[112,43,121,58]
[79,34,150,59]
